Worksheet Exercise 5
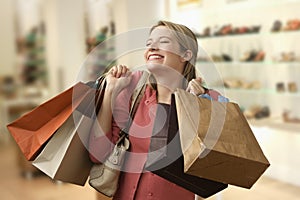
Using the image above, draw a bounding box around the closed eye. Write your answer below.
[159,37,171,44]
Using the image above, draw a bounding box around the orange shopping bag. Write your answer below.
[7,82,96,161]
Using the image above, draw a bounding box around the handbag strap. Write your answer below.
[122,70,149,134]
[94,73,108,114]
[130,71,149,116]
[93,70,149,135]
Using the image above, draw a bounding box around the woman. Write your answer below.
[89,20,226,200]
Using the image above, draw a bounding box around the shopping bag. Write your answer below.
[7,82,93,161]
[173,89,270,189]
[32,110,94,186]
[146,100,227,198]
[32,75,106,186]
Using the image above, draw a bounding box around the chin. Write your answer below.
[146,63,182,80]
[145,62,164,74]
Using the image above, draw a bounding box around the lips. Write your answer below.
[147,54,164,61]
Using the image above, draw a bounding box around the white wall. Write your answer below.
[43,0,86,95]
[169,0,300,187]
[86,0,113,38]
[15,0,42,36]
[0,0,16,76]
[111,0,167,68]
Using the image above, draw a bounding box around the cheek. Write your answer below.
[143,49,149,61]
[165,52,181,63]
[161,45,180,55]
[164,53,185,72]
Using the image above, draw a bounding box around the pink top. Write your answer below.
[88,71,221,200]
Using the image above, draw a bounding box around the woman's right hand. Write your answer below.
[105,65,132,94]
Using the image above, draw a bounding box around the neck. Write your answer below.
[157,85,173,104]
[154,76,182,104]
[149,67,184,104]
[152,70,183,90]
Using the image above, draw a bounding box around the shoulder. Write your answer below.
[118,70,147,96]
[131,70,144,84]
[130,70,149,87]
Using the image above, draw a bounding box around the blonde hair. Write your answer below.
[149,20,198,89]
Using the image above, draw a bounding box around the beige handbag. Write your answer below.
[89,129,130,197]
[88,71,149,197]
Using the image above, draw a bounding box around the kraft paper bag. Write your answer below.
[32,110,94,186]
[147,98,228,198]
[174,89,270,189]
[7,82,94,161]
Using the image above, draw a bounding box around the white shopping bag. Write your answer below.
[32,110,94,186]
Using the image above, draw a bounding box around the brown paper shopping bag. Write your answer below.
[174,89,270,189]
[32,110,94,186]
[7,82,94,161]
[147,98,227,198]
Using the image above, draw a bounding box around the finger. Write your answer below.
[191,81,205,95]
[125,70,132,77]
[194,77,203,83]
[186,81,191,92]
[123,71,133,84]
[121,66,129,77]
[193,79,205,89]
[190,80,199,91]
[191,79,203,89]
[110,66,117,77]
[116,65,124,78]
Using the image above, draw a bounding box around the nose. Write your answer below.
[148,41,159,51]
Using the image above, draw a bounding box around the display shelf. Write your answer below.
[219,87,300,97]
[196,32,261,40]
[248,117,300,133]
[197,29,300,40]
[172,0,300,188]
[197,61,269,65]
[269,29,300,36]
[197,0,300,16]
[197,59,300,66]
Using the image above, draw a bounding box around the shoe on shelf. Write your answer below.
[221,54,232,62]
[282,110,300,123]
[253,50,265,62]
[251,25,261,33]
[284,19,300,31]
[254,106,270,119]
[276,82,285,92]
[288,82,298,93]
[240,50,257,62]
[271,20,282,32]
[243,105,270,119]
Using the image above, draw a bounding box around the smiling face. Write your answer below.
[144,26,187,74]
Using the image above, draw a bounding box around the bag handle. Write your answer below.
[122,70,149,135]
[92,70,149,136]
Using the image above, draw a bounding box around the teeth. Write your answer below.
[149,55,163,60]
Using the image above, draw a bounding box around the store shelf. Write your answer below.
[198,30,300,42]
[197,61,300,67]
[248,117,300,133]
[197,33,261,41]
[221,87,300,97]
[197,0,300,16]
[174,0,300,188]
[269,29,300,37]
[223,62,294,66]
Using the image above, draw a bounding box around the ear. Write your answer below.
[180,50,193,62]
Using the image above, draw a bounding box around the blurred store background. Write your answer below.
[0,0,300,199]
